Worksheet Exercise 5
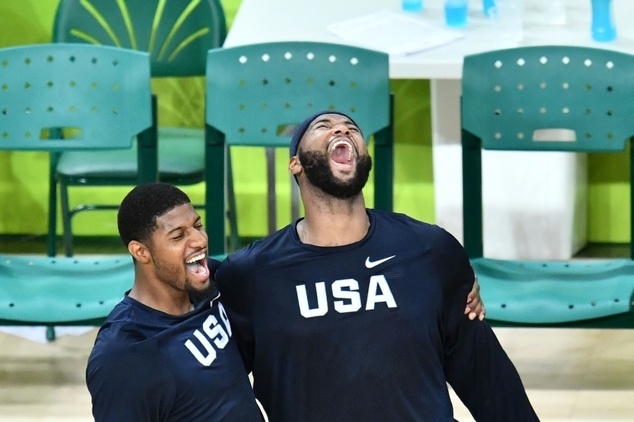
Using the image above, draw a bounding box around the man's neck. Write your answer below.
[129,278,193,316]
[297,194,369,246]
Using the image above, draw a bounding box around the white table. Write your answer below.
[225,0,634,258]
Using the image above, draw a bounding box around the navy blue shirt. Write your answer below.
[86,281,263,421]
[216,209,539,421]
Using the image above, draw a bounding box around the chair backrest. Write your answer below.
[461,46,634,259]
[52,0,227,77]
[205,41,390,146]
[462,46,634,153]
[0,43,153,155]
[204,41,392,254]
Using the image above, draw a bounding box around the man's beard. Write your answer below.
[298,148,372,199]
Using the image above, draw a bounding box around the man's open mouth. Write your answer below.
[185,252,209,277]
[329,139,355,165]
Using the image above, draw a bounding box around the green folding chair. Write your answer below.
[0,43,155,340]
[204,41,394,255]
[51,0,227,256]
[461,46,634,328]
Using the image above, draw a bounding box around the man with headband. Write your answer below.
[215,111,537,420]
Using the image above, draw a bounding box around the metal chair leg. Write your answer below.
[60,179,74,257]
[226,147,240,251]
[47,153,59,257]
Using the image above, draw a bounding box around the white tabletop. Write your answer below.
[225,0,634,79]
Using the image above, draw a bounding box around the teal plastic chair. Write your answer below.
[461,46,634,328]
[205,41,394,255]
[0,43,155,339]
[51,0,227,256]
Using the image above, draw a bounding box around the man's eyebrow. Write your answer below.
[164,215,201,235]
[165,225,184,236]
[310,117,358,128]
[310,117,332,127]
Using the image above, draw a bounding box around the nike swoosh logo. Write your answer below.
[365,255,396,269]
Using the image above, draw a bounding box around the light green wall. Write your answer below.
[587,151,630,241]
[0,0,629,243]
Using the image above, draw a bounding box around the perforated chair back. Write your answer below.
[204,41,393,254]
[0,43,153,153]
[206,42,390,146]
[53,0,226,76]
[461,46,634,328]
[463,46,634,153]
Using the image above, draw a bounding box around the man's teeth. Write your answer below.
[330,140,353,160]
[186,253,205,264]
[330,140,352,151]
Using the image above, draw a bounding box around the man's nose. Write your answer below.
[188,228,207,245]
[333,124,350,134]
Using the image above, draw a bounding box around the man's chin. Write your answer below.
[187,279,215,300]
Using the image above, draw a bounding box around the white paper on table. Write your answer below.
[327,9,464,56]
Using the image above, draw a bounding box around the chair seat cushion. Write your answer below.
[0,254,133,324]
[56,127,204,178]
[473,257,634,324]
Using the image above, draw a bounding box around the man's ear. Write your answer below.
[128,240,152,264]
[289,156,302,176]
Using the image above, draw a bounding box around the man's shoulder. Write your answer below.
[370,209,440,232]
[224,225,295,265]
[93,299,163,353]
[89,323,145,374]
[92,317,145,354]
[369,209,462,251]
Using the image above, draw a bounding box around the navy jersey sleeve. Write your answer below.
[437,229,540,421]
[87,335,175,421]
[214,250,256,372]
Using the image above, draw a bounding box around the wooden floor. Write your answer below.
[0,326,633,421]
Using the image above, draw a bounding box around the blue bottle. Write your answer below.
[402,0,423,12]
[444,0,468,27]
[591,0,616,42]
[483,0,496,17]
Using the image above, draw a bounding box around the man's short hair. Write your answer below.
[117,182,191,246]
